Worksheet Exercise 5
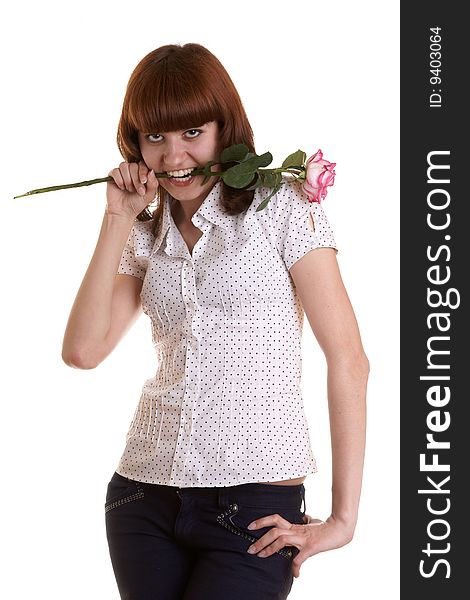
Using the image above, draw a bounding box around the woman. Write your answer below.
[62,43,369,600]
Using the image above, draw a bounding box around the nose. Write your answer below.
[163,137,187,169]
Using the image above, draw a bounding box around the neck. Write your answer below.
[171,198,203,227]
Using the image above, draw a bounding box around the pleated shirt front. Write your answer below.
[115,178,338,487]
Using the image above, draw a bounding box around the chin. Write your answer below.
[162,175,217,200]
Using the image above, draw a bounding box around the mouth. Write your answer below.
[164,167,197,181]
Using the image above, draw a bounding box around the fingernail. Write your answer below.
[139,186,145,195]
[247,546,256,554]
[141,177,147,184]
[247,522,256,530]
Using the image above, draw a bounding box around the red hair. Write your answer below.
[117,43,256,228]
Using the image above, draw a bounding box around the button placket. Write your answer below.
[172,258,201,484]
[182,260,198,315]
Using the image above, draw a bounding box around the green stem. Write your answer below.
[13,176,113,198]
[256,167,303,176]
[13,165,303,199]
[13,169,209,199]
[276,167,303,173]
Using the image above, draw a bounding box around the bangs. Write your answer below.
[127,63,224,135]
[118,44,254,169]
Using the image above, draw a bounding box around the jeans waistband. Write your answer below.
[170,482,306,514]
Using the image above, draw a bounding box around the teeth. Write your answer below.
[167,168,195,178]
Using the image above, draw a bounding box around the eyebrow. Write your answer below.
[141,124,208,135]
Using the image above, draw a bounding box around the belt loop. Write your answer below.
[218,486,230,509]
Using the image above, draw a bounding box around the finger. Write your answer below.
[270,533,303,557]
[248,513,292,531]
[292,560,302,578]
[307,518,324,526]
[119,162,137,194]
[302,514,324,525]
[292,548,311,578]
[129,162,146,196]
[248,528,301,557]
[108,168,125,191]
[144,168,159,198]
[138,160,149,184]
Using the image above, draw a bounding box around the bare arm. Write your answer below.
[290,247,369,543]
[61,160,159,369]
[237,246,368,576]
[61,213,143,369]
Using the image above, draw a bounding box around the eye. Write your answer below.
[146,133,163,143]
[185,129,203,138]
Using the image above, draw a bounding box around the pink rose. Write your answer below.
[302,149,336,203]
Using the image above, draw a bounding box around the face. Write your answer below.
[138,121,221,207]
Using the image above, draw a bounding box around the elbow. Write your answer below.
[353,353,370,383]
[359,352,370,378]
[327,349,370,379]
[61,345,101,370]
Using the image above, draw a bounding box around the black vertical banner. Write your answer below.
[401,2,468,597]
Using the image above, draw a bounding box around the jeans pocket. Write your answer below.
[104,471,145,514]
[216,502,304,560]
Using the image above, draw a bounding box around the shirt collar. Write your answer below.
[150,180,235,256]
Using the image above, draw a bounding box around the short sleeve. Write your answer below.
[266,180,338,271]
[117,220,155,280]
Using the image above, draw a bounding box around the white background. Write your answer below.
[1,1,399,598]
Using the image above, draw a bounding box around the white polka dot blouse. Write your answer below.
[115,178,338,487]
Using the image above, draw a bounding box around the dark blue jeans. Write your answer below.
[104,471,307,599]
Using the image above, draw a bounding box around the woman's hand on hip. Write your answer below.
[106,160,159,220]
[246,512,355,578]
